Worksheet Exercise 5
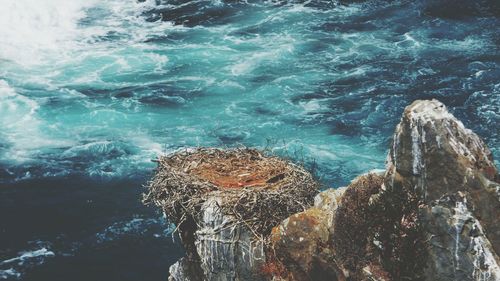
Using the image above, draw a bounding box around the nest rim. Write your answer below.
[144,147,320,239]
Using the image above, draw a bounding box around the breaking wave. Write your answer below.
[0,0,498,279]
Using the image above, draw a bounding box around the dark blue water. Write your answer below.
[0,0,498,279]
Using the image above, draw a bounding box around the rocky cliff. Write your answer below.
[270,99,500,281]
[154,99,500,281]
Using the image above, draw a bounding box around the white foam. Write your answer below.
[0,247,55,280]
[0,0,171,67]
[0,80,41,161]
[95,217,169,243]
[299,99,326,112]
[0,248,55,266]
[0,80,72,163]
[0,268,21,280]
[0,0,96,65]
[230,37,295,76]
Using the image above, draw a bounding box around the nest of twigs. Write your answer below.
[143,147,319,239]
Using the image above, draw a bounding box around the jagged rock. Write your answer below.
[330,172,392,281]
[386,99,498,201]
[270,187,346,281]
[270,99,499,281]
[270,172,391,281]
[169,193,266,281]
[385,99,500,280]
[169,257,203,281]
[195,195,266,281]
[421,193,500,280]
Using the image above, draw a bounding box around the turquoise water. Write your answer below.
[0,0,499,280]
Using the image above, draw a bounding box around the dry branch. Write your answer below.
[143,147,319,240]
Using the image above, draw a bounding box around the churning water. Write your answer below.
[0,0,498,279]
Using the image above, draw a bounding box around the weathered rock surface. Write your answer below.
[270,99,500,281]
[169,193,266,281]
[270,172,390,281]
[420,193,500,280]
[169,257,203,281]
[270,187,346,280]
[195,195,266,281]
[386,99,500,280]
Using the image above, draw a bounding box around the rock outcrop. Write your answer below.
[270,187,347,280]
[196,195,266,281]
[269,99,500,281]
[420,193,500,280]
[270,172,397,281]
[168,193,267,281]
[154,99,500,281]
[387,99,500,280]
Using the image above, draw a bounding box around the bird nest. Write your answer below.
[143,147,319,238]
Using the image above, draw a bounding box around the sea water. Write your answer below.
[0,0,498,280]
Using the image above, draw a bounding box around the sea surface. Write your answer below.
[0,0,498,280]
